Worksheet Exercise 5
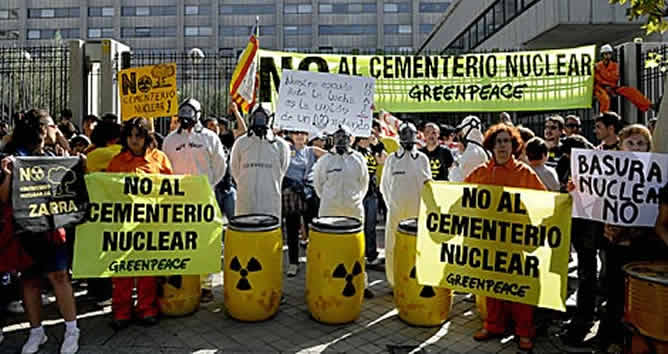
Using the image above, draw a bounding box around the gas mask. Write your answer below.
[248,106,272,139]
[332,125,352,155]
[399,122,418,151]
[178,98,201,131]
[456,116,482,148]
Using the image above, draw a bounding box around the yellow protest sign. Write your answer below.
[118,63,178,121]
[416,182,572,311]
[72,173,223,278]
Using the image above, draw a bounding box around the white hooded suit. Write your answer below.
[230,133,290,219]
[313,150,369,220]
[449,116,489,182]
[380,147,431,287]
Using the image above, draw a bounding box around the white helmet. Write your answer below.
[601,44,614,54]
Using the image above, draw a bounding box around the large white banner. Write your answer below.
[570,149,668,226]
[275,69,375,137]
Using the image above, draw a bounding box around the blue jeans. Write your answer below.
[363,195,378,260]
[217,187,236,220]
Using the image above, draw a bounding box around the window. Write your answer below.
[88,28,101,38]
[384,2,410,13]
[0,10,8,19]
[122,27,177,38]
[90,7,114,17]
[349,4,362,12]
[420,24,434,33]
[320,3,376,13]
[220,5,275,15]
[384,24,412,34]
[27,28,79,40]
[319,25,376,35]
[505,0,517,19]
[185,26,212,36]
[28,8,80,18]
[284,4,312,14]
[419,2,450,12]
[122,6,176,16]
[220,25,275,37]
[42,9,55,18]
[493,1,504,30]
[27,30,40,39]
[284,25,312,35]
[185,5,199,15]
[136,7,150,16]
[102,7,114,16]
[185,5,210,15]
[319,4,333,13]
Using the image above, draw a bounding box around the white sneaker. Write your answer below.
[41,294,51,306]
[60,328,79,354]
[7,300,25,314]
[96,298,112,307]
[21,330,47,354]
[286,264,299,277]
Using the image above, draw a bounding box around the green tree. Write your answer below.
[609,0,668,33]
[610,0,668,152]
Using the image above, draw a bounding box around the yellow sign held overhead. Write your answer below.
[416,182,572,311]
[118,63,178,121]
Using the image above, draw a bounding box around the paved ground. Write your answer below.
[1,225,594,354]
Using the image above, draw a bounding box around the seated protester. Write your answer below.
[525,137,560,192]
[597,124,667,354]
[0,109,80,354]
[69,135,90,156]
[467,124,545,351]
[658,183,668,246]
[107,117,173,330]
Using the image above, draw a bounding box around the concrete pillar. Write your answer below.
[68,40,86,127]
[212,1,220,53]
[377,0,384,51]
[312,0,318,50]
[177,0,185,51]
[412,0,419,51]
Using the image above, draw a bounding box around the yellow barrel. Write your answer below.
[476,295,487,320]
[394,218,452,326]
[306,216,365,324]
[223,214,282,322]
[158,275,201,316]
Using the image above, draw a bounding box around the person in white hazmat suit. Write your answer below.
[449,115,489,182]
[313,125,375,299]
[163,98,228,303]
[230,105,290,219]
[380,122,431,287]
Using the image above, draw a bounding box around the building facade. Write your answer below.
[0,0,451,54]
[418,0,664,54]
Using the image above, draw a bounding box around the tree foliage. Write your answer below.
[609,0,668,33]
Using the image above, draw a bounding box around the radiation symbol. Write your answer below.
[137,75,153,93]
[410,266,436,298]
[30,166,44,181]
[229,257,262,291]
[332,261,362,297]
[430,159,441,173]
[166,275,182,289]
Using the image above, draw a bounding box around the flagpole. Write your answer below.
[254,16,260,109]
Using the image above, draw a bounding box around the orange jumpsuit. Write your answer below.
[465,157,546,338]
[107,148,173,321]
[594,60,651,113]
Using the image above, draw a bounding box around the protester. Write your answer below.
[0,109,80,354]
[380,122,431,287]
[163,98,227,303]
[307,133,327,149]
[467,124,545,351]
[40,112,71,156]
[595,112,621,150]
[420,123,454,181]
[354,135,386,267]
[543,115,564,167]
[82,114,100,139]
[558,134,599,348]
[313,125,374,299]
[595,44,652,113]
[57,109,78,140]
[107,117,173,330]
[449,116,488,182]
[525,137,560,192]
[596,124,667,354]
[69,135,90,156]
[283,131,326,276]
[515,125,535,161]
[657,182,668,246]
[499,112,513,126]
[565,115,582,136]
[230,104,290,219]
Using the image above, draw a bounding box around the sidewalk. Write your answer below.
[1,226,578,354]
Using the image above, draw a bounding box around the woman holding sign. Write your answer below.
[107,117,173,330]
[465,123,545,351]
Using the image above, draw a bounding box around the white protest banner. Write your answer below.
[275,69,375,137]
[571,148,668,226]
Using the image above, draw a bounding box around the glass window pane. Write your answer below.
[28,30,40,39]
[200,27,212,36]
[505,0,516,19]
[136,7,149,16]
[319,4,332,13]
[185,6,198,15]
[164,27,176,37]
[0,10,8,19]
[71,8,80,17]
[384,3,398,12]
[102,7,114,16]
[102,28,113,37]
[494,1,504,29]
[88,28,101,38]
[363,4,377,12]
[349,4,362,13]
[199,6,210,15]
[284,5,296,14]
[260,26,275,35]
[136,27,150,37]
[332,4,347,13]
[398,3,411,12]
[185,26,198,36]
[420,24,434,33]
[121,7,134,16]
[298,4,312,13]
[42,9,55,18]
[399,25,412,33]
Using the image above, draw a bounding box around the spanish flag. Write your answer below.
[230,27,259,114]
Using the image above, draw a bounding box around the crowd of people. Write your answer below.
[0,99,667,354]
